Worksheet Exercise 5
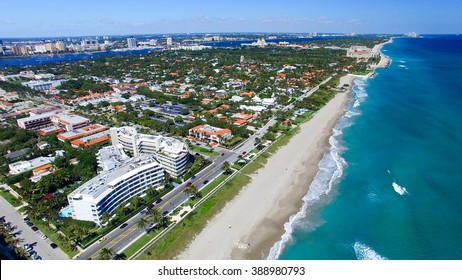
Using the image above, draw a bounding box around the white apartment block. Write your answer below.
[67,155,164,225]
[109,127,189,177]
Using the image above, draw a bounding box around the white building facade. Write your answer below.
[109,127,189,177]
[67,155,164,225]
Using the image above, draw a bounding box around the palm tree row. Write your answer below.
[136,208,168,232]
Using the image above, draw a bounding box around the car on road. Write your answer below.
[186,182,192,187]
[242,151,247,155]
[140,210,147,216]
[119,223,128,229]
[203,180,209,185]
[162,211,169,217]
[191,175,196,179]
[221,153,225,156]
[50,243,58,249]
[40,234,47,240]
[31,226,39,231]
[155,198,163,204]
[97,237,106,244]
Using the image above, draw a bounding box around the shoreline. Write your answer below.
[178,75,355,260]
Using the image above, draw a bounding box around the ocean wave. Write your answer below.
[353,242,388,260]
[353,99,360,108]
[267,78,368,260]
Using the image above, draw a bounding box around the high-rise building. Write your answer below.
[166,37,173,46]
[35,44,47,53]
[12,45,30,56]
[68,155,164,225]
[55,41,65,52]
[127,37,137,49]
[110,127,190,177]
[45,43,56,53]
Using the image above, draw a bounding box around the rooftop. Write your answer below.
[52,112,90,125]
[69,155,161,201]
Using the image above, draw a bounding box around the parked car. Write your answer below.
[40,234,47,240]
[33,254,41,260]
[31,226,39,232]
[49,243,58,249]
[26,221,34,227]
[23,217,30,223]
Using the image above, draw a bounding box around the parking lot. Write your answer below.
[0,197,68,260]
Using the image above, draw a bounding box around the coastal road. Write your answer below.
[77,151,237,260]
[77,76,336,259]
[78,122,276,259]
[0,196,69,260]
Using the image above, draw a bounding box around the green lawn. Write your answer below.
[190,145,220,156]
[122,227,163,258]
[0,188,22,207]
[199,173,229,197]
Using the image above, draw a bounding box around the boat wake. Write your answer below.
[387,170,409,195]
[353,242,388,260]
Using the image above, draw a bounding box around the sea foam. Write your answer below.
[267,79,366,260]
[353,242,388,260]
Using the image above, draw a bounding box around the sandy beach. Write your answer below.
[372,39,392,69]
[178,75,355,260]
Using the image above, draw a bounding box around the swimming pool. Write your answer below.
[59,206,71,218]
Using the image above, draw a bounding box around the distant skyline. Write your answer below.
[1,0,461,38]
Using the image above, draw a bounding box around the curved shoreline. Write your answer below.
[178,75,355,260]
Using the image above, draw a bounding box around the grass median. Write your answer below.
[138,172,251,259]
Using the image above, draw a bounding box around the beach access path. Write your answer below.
[178,75,355,260]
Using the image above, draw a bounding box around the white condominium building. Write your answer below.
[109,127,189,177]
[67,155,164,225]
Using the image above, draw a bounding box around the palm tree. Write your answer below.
[183,184,198,198]
[11,237,25,248]
[221,161,231,174]
[148,208,162,227]
[136,217,150,232]
[99,248,115,260]
[146,186,158,197]
[130,196,143,209]
[16,248,29,259]
[113,253,126,260]
[101,212,110,225]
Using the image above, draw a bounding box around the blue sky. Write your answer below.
[1,0,461,37]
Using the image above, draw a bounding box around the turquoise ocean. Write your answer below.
[269,35,462,260]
